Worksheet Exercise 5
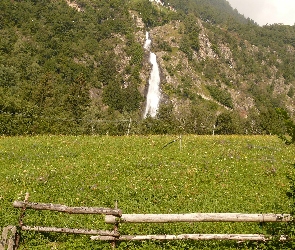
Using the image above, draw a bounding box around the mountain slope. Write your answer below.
[0,0,294,135]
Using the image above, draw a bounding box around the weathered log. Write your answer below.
[91,233,288,241]
[13,201,122,216]
[105,213,292,224]
[20,226,119,236]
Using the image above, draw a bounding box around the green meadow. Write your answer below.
[0,135,294,249]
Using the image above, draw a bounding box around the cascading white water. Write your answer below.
[149,0,164,6]
[144,32,161,118]
[144,31,151,50]
[144,52,161,118]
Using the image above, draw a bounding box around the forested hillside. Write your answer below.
[1,0,295,135]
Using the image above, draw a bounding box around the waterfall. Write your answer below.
[149,0,164,6]
[144,31,151,50]
[144,32,161,118]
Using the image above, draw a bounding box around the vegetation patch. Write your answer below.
[206,85,234,109]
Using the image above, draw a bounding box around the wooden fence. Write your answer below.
[2,198,292,248]
[99,213,291,242]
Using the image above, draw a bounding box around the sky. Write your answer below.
[226,0,295,26]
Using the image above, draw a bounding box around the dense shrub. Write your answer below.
[206,85,234,109]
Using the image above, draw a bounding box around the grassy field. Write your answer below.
[0,135,294,249]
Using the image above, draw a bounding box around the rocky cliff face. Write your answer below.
[132,8,295,121]
[64,0,295,122]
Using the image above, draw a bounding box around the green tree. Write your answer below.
[102,81,124,112]
[215,111,243,134]
[122,83,143,112]
[64,74,90,125]
[244,108,262,134]
[183,13,200,51]
[185,103,216,134]
[259,108,285,135]
[179,36,193,60]
[207,85,234,109]
[288,87,295,98]
[155,103,179,134]
[276,109,295,145]
[140,103,179,135]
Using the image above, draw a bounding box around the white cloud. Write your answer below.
[227,0,295,26]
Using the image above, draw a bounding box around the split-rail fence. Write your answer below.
[1,196,292,249]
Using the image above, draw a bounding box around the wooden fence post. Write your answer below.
[179,135,182,151]
[127,118,132,136]
[15,193,29,249]
[111,201,120,249]
[0,226,17,250]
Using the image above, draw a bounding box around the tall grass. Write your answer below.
[0,135,293,249]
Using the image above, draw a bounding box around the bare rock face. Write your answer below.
[197,22,219,60]
[130,10,145,30]
[65,0,83,12]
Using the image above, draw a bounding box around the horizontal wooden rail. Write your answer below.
[105,213,292,224]
[91,233,288,241]
[20,226,119,236]
[13,201,122,217]
[12,198,293,244]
